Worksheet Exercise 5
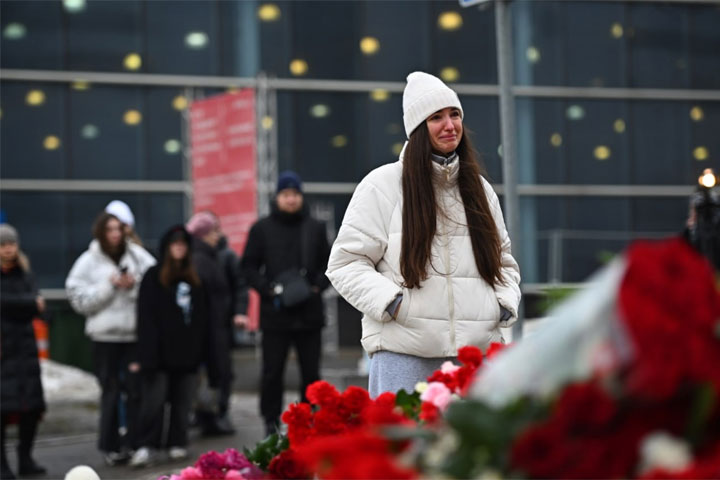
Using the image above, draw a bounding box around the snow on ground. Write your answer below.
[40,359,99,404]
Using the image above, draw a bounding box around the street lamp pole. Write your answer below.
[494,0,524,337]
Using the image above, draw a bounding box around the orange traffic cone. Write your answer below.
[32,318,49,359]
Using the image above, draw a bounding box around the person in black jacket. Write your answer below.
[185,212,234,436]
[240,171,331,436]
[0,224,47,479]
[130,226,210,467]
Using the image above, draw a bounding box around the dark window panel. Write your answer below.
[145,87,185,181]
[69,86,144,180]
[628,3,690,89]
[66,1,143,72]
[146,1,219,75]
[0,82,67,178]
[0,192,67,288]
[0,0,63,70]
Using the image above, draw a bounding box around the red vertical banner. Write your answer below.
[190,89,260,330]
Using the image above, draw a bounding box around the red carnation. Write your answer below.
[419,402,440,424]
[426,371,458,392]
[339,386,371,423]
[282,402,313,445]
[306,381,341,409]
[362,392,408,426]
[313,408,347,436]
[553,381,617,430]
[267,448,311,480]
[458,345,483,368]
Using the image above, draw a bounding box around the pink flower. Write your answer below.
[178,467,204,480]
[224,470,247,480]
[420,382,453,410]
[440,361,460,374]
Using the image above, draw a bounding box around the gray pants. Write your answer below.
[368,351,455,398]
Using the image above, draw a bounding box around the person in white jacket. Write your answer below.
[65,212,155,465]
[326,72,521,397]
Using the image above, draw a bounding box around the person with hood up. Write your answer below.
[129,226,210,467]
[1,224,47,479]
[326,72,521,398]
[240,171,331,436]
[65,212,156,465]
[185,212,234,436]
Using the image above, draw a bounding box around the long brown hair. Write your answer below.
[400,123,503,288]
[92,212,126,263]
[159,234,200,289]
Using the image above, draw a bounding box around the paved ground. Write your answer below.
[4,392,270,480]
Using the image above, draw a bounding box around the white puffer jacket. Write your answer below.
[327,152,521,358]
[66,240,156,342]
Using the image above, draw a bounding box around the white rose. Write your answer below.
[638,431,692,474]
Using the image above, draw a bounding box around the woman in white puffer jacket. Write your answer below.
[326,72,521,397]
[65,212,155,465]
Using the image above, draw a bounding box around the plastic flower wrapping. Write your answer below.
[163,238,720,479]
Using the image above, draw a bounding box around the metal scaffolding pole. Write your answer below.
[494,0,524,338]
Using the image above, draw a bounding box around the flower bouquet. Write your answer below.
[165,238,720,479]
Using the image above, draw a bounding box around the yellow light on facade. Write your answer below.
[43,135,61,150]
[498,144,503,157]
[164,139,181,154]
[613,119,626,133]
[699,168,716,188]
[309,104,330,118]
[123,109,142,125]
[440,67,460,83]
[331,135,348,148]
[550,133,562,147]
[370,89,390,102]
[690,106,704,122]
[72,80,90,90]
[257,3,281,21]
[123,53,142,71]
[391,142,404,156]
[438,11,463,31]
[594,145,611,160]
[526,46,541,63]
[610,22,623,39]
[172,95,188,111]
[261,116,274,130]
[693,146,709,161]
[289,59,308,76]
[360,37,380,55]
[26,89,46,106]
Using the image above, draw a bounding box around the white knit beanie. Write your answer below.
[105,200,135,227]
[402,71,463,139]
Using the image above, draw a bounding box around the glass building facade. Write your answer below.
[1,0,719,293]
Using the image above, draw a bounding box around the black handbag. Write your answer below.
[273,220,314,308]
[275,268,312,307]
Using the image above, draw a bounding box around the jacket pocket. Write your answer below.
[394,287,412,326]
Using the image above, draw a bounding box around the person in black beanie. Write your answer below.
[240,171,331,437]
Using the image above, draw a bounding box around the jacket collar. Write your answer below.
[397,142,460,187]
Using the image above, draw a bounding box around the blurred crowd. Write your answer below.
[0,171,331,477]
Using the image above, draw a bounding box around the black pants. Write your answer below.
[260,329,321,422]
[136,371,196,448]
[1,410,43,468]
[93,341,141,453]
